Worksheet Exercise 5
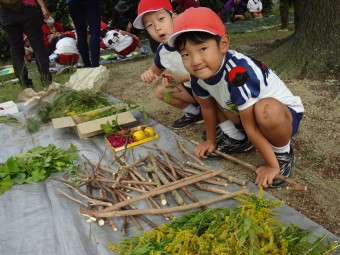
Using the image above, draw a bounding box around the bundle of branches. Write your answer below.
[110,190,339,254]
[37,88,111,123]
[52,139,249,236]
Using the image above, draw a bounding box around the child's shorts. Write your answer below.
[288,107,303,137]
[56,54,79,66]
[117,37,138,56]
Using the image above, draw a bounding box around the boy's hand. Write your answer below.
[255,166,280,188]
[162,73,185,84]
[141,69,158,84]
[194,140,217,159]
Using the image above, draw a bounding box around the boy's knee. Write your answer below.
[254,98,283,127]
[154,86,164,100]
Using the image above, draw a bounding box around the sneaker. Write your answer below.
[171,112,204,129]
[271,146,295,187]
[216,134,254,154]
[201,126,224,143]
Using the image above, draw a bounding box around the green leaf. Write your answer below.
[0,175,13,195]
[6,157,21,174]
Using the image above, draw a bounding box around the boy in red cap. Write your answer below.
[168,7,304,188]
[133,0,204,130]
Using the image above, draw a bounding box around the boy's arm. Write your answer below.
[194,94,219,158]
[239,105,280,188]
[141,63,163,84]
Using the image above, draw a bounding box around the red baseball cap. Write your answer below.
[168,7,226,47]
[133,0,173,29]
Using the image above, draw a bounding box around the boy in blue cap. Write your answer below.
[168,7,304,188]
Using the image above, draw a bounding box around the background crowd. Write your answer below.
[0,0,301,88]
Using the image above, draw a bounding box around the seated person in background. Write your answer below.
[41,16,64,55]
[111,1,137,35]
[171,0,201,12]
[247,0,263,18]
[23,34,34,64]
[54,31,79,68]
[101,28,146,58]
[220,0,247,22]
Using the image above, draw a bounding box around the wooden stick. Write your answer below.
[97,169,224,213]
[63,183,113,207]
[129,215,143,231]
[108,218,118,231]
[89,161,117,174]
[151,172,167,205]
[190,140,307,191]
[56,188,88,207]
[143,152,185,206]
[185,162,247,186]
[113,154,149,188]
[178,139,205,166]
[81,188,249,218]
[155,159,204,209]
[195,183,231,195]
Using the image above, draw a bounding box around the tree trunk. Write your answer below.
[264,0,340,79]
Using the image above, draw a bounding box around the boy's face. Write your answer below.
[178,36,230,80]
[142,9,175,44]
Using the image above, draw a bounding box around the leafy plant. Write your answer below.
[37,88,111,123]
[0,144,78,195]
[108,189,339,254]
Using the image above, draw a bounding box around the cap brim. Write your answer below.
[133,8,170,29]
[168,29,218,47]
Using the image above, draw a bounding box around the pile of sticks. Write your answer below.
[52,139,250,235]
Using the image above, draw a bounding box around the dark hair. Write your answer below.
[174,31,221,52]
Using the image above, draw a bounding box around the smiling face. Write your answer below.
[142,9,175,44]
[178,35,230,80]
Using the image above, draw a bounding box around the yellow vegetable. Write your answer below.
[133,130,145,141]
[144,127,155,137]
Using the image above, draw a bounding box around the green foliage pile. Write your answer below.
[37,89,111,123]
[109,190,339,255]
[0,144,78,195]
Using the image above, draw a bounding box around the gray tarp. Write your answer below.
[0,102,339,255]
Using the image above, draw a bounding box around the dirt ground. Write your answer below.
[102,48,340,236]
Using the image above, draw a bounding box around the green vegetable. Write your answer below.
[0,144,78,195]
[109,189,339,254]
[37,89,111,123]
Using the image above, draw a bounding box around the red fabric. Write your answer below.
[172,0,200,11]
[100,39,107,50]
[41,22,64,47]
[56,54,79,66]
[168,7,226,47]
[117,37,138,56]
[22,0,36,5]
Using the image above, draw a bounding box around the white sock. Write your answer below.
[271,141,291,154]
[183,104,200,115]
[218,120,245,140]
[139,47,145,53]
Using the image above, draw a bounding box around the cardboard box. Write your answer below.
[52,105,136,139]
[105,125,159,152]
[0,101,19,116]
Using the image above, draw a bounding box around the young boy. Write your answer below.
[168,7,304,188]
[132,0,203,129]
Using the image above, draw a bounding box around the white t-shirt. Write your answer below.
[247,0,262,12]
[102,29,133,53]
[154,43,191,88]
[54,37,78,54]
